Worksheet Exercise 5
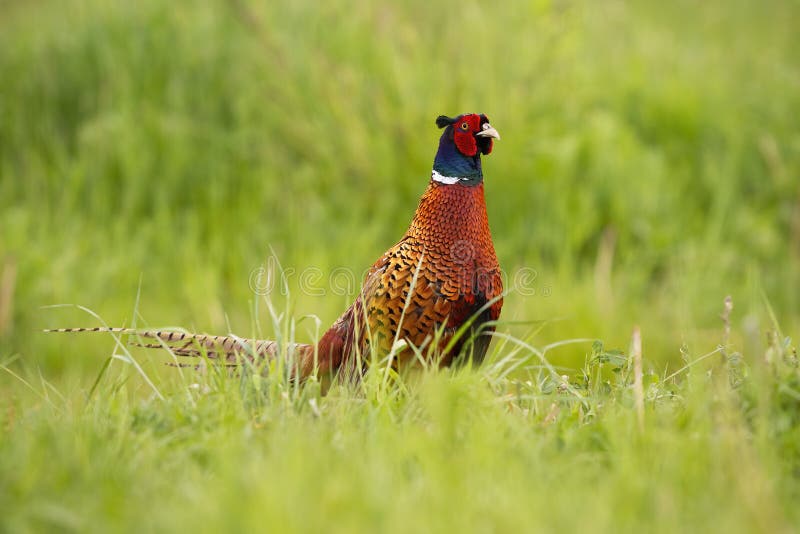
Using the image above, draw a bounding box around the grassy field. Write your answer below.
[1,0,799,531]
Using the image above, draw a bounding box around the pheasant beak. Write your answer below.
[476,124,500,140]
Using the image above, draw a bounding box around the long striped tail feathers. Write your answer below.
[45,327,310,368]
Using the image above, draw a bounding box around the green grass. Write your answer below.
[3,318,799,532]
[1,0,799,531]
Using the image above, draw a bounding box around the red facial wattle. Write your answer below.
[453,114,482,157]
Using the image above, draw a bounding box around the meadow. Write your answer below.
[1,0,799,531]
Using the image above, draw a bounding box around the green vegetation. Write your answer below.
[1,0,798,531]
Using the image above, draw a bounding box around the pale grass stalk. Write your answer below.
[632,326,644,431]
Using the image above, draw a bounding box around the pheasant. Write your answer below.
[49,113,503,379]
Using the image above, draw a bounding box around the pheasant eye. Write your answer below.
[460,122,469,131]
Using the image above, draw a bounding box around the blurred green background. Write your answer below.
[1,0,798,375]
[2,2,800,532]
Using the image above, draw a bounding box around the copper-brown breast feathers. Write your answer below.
[359,238,501,358]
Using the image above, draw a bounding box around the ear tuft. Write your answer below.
[436,115,455,129]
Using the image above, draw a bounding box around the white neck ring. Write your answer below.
[431,169,467,184]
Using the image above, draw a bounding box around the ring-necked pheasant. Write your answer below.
[49,113,503,379]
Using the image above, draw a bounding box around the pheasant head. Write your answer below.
[432,113,500,186]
